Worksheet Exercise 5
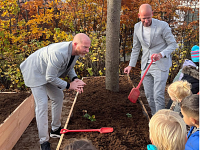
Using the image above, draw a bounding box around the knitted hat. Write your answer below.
[191,45,199,62]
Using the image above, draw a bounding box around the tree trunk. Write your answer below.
[105,0,121,92]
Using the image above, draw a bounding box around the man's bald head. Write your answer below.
[72,33,91,56]
[139,4,152,14]
[138,4,153,27]
[73,33,91,44]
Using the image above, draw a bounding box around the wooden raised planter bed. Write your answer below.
[57,75,151,150]
[0,75,150,150]
[0,94,34,150]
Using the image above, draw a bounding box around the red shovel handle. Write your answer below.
[136,54,156,89]
[60,127,113,134]
[60,129,100,134]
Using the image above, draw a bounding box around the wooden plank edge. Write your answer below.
[0,92,31,94]
[138,97,150,121]
[126,75,150,121]
[0,92,17,93]
[0,106,34,150]
[82,75,125,79]
[0,94,35,150]
[56,77,84,150]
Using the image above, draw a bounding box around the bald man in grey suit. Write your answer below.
[20,33,91,150]
[124,4,177,115]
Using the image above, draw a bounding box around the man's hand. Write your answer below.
[151,53,162,61]
[69,79,86,93]
[124,66,132,75]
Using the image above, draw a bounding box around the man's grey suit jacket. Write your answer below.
[129,18,177,71]
[20,41,78,90]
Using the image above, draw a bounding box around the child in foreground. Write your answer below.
[63,138,97,150]
[148,109,187,150]
[167,80,192,116]
[180,94,199,150]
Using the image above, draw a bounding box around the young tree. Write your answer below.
[105,0,121,92]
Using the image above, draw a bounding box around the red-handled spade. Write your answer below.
[128,54,156,103]
[60,127,113,134]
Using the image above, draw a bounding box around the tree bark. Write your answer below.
[105,0,121,92]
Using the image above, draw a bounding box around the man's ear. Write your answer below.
[189,117,197,125]
[73,42,78,47]
[138,13,140,18]
[150,138,154,144]
[185,135,188,144]
[178,99,182,102]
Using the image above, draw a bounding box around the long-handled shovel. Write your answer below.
[128,55,155,103]
[60,127,113,134]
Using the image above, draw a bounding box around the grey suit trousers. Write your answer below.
[141,63,169,115]
[31,83,64,144]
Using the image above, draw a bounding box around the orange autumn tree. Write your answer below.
[0,0,198,90]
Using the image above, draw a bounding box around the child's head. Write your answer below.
[63,138,97,150]
[149,109,187,150]
[180,94,199,127]
[168,80,192,102]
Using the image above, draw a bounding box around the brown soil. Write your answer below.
[0,92,31,123]
[9,75,153,150]
[59,76,151,150]
[1,62,170,150]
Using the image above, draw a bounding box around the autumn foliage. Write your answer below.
[0,0,199,90]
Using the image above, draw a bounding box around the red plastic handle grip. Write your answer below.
[136,54,156,89]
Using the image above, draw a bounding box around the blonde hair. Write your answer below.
[149,109,187,150]
[63,138,97,150]
[167,80,192,102]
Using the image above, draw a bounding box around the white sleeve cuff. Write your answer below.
[160,52,165,58]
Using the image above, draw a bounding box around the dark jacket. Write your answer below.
[181,65,199,94]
